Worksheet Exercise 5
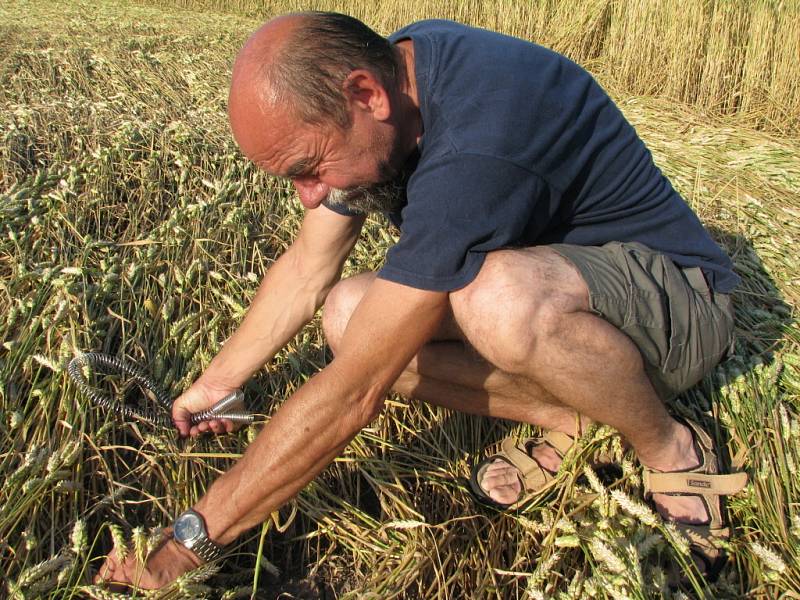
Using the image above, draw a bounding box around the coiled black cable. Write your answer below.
[67,353,254,428]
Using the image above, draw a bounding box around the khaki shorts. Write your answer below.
[550,241,735,401]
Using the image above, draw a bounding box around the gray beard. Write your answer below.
[326,171,409,215]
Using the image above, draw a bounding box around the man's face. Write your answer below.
[233,102,409,213]
[289,116,412,213]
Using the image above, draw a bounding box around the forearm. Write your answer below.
[192,278,447,548]
[193,364,377,544]
[199,247,335,388]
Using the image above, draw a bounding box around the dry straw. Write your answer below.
[1,0,799,598]
[151,0,800,135]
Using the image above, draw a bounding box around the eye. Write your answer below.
[285,159,316,179]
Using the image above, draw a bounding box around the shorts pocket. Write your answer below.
[662,259,693,374]
[615,245,673,371]
[662,264,733,390]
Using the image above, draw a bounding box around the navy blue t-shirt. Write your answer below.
[326,20,739,293]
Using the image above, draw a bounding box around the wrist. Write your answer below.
[172,508,227,563]
[203,335,271,388]
[164,530,205,568]
[196,369,243,394]
[192,498,240,546]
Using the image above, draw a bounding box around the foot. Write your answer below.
[641,418,749,580]
[644,422,710,525]
[479,442,563,505]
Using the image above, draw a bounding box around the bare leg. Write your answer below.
[323,254,706,520]
[448,248,704,519]
[395,341,581,431]
[392,341,587,502]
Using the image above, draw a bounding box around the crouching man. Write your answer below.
[97,12,746,588]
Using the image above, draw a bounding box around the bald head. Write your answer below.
[229,14,296,108]
[228,15,295,158]
[228,11,400,151]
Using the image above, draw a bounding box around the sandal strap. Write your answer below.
[499,431,602,491]
[542,430,575,457]
[500,437,550,484]
[643,417,749,532]
[643,471,748,496]
[499,437,560,493]
[644,469,746,529]
[499,432,576,475]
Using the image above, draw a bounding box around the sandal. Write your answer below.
[469,430,577,510]
[642,417,748,580]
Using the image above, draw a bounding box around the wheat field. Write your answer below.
[1,0,799,598]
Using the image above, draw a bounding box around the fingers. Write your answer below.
[174,416,191,438]
[172,397,196,439]
[93,548,130,588]
[189,418,236,438]
[172,384,243,438]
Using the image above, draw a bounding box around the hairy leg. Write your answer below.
[449,248,704,518]
[392,341,586,502]
[323,258,705,519]
[397,343,579,428]
[323,272,582,505]
[324,272,583,431]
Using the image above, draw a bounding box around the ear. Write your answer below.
[342,69,391,121]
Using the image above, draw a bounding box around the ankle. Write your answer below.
[638,421,699,473]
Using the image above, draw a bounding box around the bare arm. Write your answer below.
[96,266,448,587]
[173,206,365,436]
[193,277,449,543]
[96,279,448,588]
[201,206,366,388]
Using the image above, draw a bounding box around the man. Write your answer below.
[98,12,746,588]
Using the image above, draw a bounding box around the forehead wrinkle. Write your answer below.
[249,141,311,178]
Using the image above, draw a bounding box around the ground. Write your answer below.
[1,1,799,598]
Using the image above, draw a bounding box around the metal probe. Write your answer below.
[67,353,258,428]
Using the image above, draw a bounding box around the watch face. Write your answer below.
[174,512,202,542]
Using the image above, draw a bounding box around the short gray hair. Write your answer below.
[267,12,400,129]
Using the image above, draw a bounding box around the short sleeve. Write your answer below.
[377,153,551,291]
[321,199,362,217]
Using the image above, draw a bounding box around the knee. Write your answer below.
[321,272,376,355]
[450,251,575,373]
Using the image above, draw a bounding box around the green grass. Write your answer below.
[1,0,799,598]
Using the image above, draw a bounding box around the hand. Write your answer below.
[94,533,202,590]
[172,378,241,438]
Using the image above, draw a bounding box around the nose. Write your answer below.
[292,178,330,209]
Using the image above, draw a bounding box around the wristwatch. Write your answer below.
[172,508,225,563]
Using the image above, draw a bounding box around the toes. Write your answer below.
[483,459,511,473]
[481,468,519,488]
[479,460,521,502]
[488,484,521,504]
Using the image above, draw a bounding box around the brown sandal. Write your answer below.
[642,417,748,579]
[469,431,578,510]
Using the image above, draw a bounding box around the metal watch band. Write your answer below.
[187,535,224,563]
